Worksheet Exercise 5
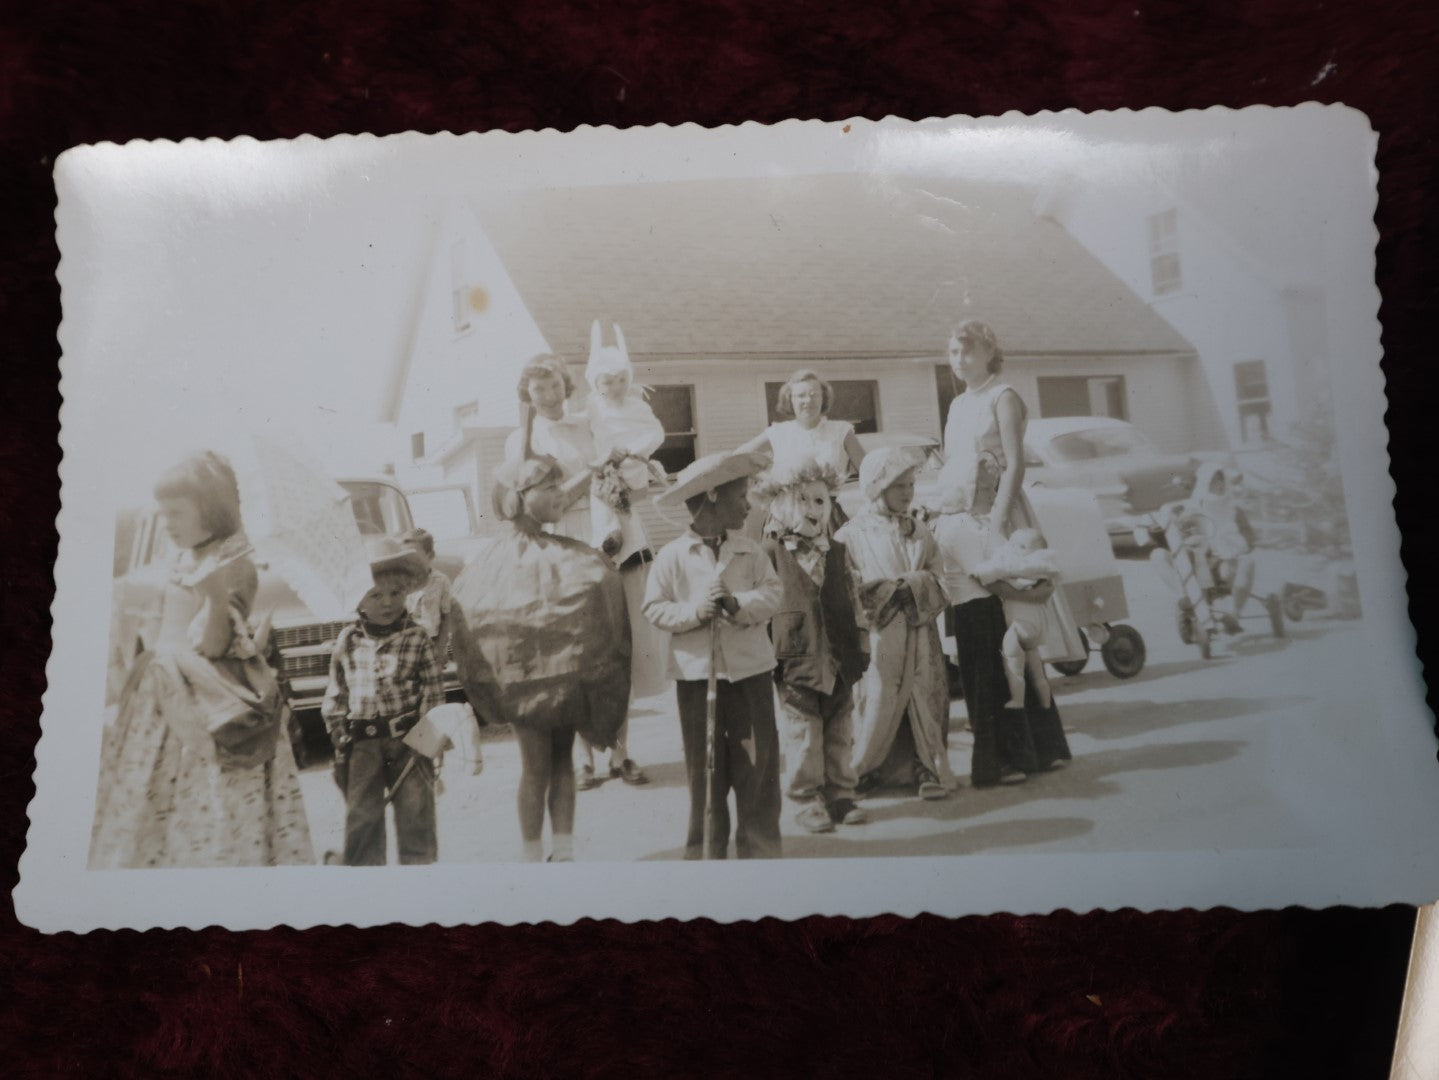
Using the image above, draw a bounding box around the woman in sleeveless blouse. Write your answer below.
[502,354,653,789]
[935,322,1077,785]
[738,369,867,536]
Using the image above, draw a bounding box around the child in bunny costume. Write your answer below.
[575,321,670,789]
[584,320,669,562]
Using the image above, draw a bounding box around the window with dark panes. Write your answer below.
[1147,208,1182,296]
[647,385,698,475]
[935,365,960,430]
[1233,359,1272,444]
[764,378,879,434]
[410,432,426,461]
[1037,375,1128,420]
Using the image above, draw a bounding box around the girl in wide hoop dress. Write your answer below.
[90,451,314,868]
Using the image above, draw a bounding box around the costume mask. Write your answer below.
[769,480,832,540]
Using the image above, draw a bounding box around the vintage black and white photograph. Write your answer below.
[19,106,1439,931]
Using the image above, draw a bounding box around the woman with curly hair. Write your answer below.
[502,353,650,789]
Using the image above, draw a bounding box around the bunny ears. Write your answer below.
[586,319,632,387]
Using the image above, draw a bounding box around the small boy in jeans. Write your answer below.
[322,538,446,865]
[644,451,784,859]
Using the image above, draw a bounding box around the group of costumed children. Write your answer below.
[88,334,1067,870]
[317,334,1067,864]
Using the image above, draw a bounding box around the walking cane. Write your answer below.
[703,615,720,860]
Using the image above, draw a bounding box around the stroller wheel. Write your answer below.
[1266,594,1287,638]
[1100,624,1147,679]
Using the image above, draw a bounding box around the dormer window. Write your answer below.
[1147,208,1182,296]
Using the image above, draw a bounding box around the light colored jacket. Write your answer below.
[643,530,782,682]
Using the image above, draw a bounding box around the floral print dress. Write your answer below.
[89,535,315,869]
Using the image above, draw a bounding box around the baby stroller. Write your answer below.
[1160,508,1285,659]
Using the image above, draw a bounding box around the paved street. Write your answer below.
[300,554,1370,863]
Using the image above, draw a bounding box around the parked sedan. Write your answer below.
[1022,417,1202,550]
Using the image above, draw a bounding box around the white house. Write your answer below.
[383,174,1226,542]
[1036,176,1335,449]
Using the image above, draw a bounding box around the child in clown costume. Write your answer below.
[755,458,870,834]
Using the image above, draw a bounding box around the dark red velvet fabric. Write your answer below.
[2,2,1435,1076]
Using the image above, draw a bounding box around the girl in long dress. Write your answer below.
[836,447,958,801]
[89,451,314,868]
[934,320,1075,786]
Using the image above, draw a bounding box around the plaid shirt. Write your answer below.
[321,615,444,735]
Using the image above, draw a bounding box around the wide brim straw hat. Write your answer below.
[655,450,767,508]
[859,445,925,501]
[367,535,429,584]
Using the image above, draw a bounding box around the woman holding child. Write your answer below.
[934,320,1076,786]
[89,451,314,868]
[503,353,652,789]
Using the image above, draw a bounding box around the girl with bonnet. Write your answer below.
[89,450,314,868]
[451,445,632,862]
[834,446,958,802]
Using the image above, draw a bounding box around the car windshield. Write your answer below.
[1046,427,1155,462]
[341,481,414,536]
[406,488,473,540]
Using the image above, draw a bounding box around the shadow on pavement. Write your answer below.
[637,814,1095,861]
[1058,694,1307,741]
[631,738,1245,859]
[867,736,1247,823]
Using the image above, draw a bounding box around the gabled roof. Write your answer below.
[475,174,1194,361]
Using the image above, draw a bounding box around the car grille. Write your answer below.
[282,652,333,680]
[274,621,348,650]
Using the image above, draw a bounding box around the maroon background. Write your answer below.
[2,2,1436,1076]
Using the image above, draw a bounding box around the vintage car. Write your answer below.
[1022,416,1203,549]
[109,476,475,764]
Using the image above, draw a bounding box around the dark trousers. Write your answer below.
[342,737,437,866]
[675,673,782,860]
[952,595,1072,787]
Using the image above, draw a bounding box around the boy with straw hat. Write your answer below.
[644,451,784,859]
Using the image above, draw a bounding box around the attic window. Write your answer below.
[410,432,426,461]
[1147,208,1182,296]
[450,240,471,335]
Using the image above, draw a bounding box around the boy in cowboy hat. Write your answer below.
[644,451,784,859]
[322,537,446,866]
